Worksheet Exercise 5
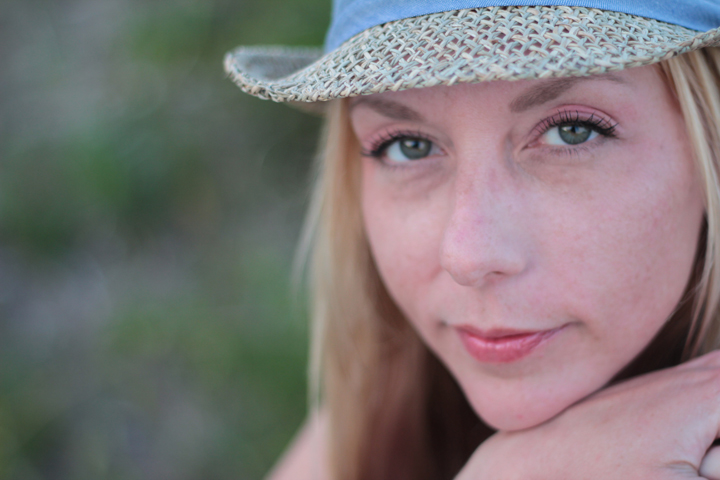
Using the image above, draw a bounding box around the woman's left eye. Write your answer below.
[542,124,600,146]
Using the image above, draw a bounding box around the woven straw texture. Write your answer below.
[224,5,720,103]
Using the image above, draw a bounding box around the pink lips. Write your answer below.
[457,325,563,363]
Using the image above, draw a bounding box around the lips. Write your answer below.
[456,325,563,363]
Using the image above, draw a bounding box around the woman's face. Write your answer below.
[350,65,705,431]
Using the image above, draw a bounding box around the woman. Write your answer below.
[226,2,720,479]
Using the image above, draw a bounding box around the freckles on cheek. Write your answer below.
[562,147,702,341]
[360,164,446,319]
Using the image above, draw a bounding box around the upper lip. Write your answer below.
[455,324,559,339]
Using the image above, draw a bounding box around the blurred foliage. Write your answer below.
[0,0,330,478]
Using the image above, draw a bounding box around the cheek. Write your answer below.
[360,160,448,322]
[554,141,704,342]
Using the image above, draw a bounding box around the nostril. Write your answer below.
[441,248,526,287]
[440,246,501,287]
[439,222,527,287]
[440,243,480,286]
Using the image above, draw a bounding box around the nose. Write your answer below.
[439,161,529,288]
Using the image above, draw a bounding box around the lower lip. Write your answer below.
[457,327,563,364]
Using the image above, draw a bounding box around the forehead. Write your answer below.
[349,66,656,118]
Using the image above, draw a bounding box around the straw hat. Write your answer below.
[224,1,720,104]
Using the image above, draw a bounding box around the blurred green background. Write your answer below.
[0,0,329,478]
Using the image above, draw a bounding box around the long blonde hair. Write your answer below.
[299,48,720,480]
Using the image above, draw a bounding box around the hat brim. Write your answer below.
[224,5,720,105]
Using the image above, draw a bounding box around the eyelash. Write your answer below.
[361,129,433,159]
[360,110,619,160]
[535,109,618,140]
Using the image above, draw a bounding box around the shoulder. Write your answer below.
[264,409,330,480]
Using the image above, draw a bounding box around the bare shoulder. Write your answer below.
[264,409,330,480]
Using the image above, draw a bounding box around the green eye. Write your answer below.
[557,125,593,145]
[386,137,434,161]
[399,138,431,159]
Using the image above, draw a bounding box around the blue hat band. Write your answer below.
[326,0,720,52]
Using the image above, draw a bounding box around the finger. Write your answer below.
[700,446,720,480]
[685,349,720,369]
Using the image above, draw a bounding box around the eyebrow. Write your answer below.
[348,97,425,122]
[349,73,628,120]
[509,73,627,113]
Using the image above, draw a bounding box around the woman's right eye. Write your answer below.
[384,137,436,162]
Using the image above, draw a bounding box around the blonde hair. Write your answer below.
[298,47,720,480]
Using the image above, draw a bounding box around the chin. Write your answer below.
[463,381,594,432]
[472,400,564,432]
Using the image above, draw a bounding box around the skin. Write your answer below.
[350,65,706,431]
[267,65,720,480]
[457,351,720,479]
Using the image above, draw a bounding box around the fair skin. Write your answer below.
[352,66,704,431]
[268,66,720,479]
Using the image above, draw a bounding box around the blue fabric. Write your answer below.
[325,0,720,52]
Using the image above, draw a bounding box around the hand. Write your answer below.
[455,350,720,480]
[701,446,720,479]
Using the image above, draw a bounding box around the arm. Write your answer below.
[265,410,330,480]
[456,351,720,480]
